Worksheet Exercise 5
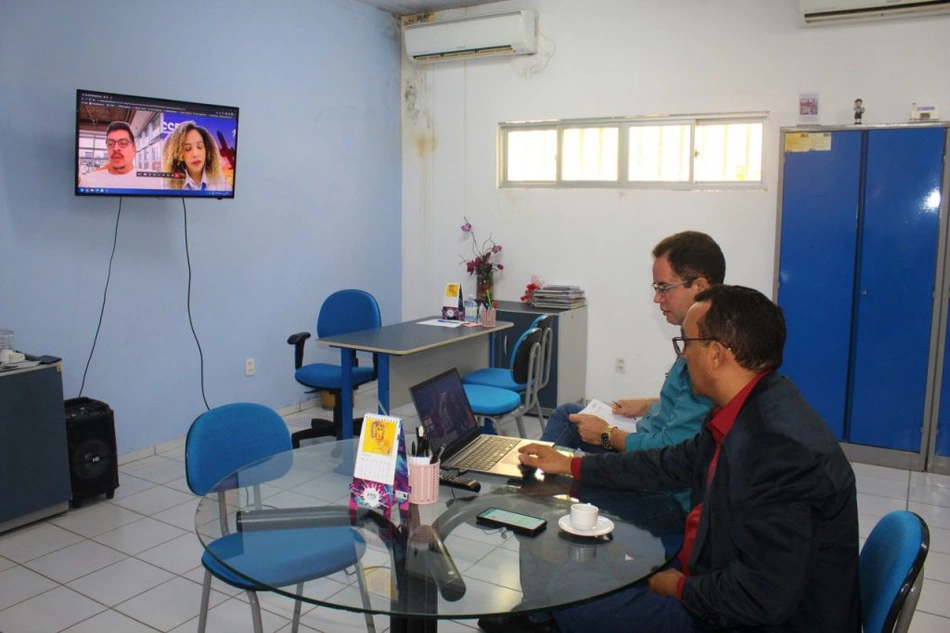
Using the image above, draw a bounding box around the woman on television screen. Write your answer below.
[161,121,228,191]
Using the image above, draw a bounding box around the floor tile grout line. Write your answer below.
[52,586,164,633]
[52,509,150,541]
[2,518,139,567]
[904,472,913,512]
[5,553,201,623]
[915,577,950,619]
[2,491,202,615]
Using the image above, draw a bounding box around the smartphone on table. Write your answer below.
[476,507,547,536]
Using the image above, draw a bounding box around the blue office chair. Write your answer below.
[288,289,381,448]
[464,327,543,438]
[463,314,553,430]
[186,403,372,633]
[860,510,930,633]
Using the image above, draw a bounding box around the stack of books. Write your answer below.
[529,285,587,309]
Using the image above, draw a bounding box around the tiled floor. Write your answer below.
[1,387,949,632]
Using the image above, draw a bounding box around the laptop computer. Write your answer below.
[409,368,553,479]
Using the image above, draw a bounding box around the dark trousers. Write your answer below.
[552,574,695,633]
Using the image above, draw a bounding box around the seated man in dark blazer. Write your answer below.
[518,285,860,632]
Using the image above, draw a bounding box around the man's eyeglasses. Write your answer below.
[672,336,719,356]
[651,278,695,296]
[105,139,133,149]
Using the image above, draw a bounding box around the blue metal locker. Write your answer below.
[936,344,950,458]
[777,131,862,440]
[847,128,945,452]
[778,127,946,454]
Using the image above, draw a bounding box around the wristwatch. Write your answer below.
[601,425,616,451]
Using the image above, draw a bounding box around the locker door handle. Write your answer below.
[860,290,868,296]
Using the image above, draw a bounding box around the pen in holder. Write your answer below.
[409,457,440,505]
[480,306,497,327]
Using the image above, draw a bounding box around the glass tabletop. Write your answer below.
[195,440,684,623]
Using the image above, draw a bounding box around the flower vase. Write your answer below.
[476,278,494,303]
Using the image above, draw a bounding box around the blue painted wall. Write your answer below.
[0,0,402,453]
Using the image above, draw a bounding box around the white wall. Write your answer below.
[401,0,950,400]
[0,0,403,453]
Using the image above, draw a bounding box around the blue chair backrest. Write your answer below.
[510,327,542,384]
[317,289,381,338]
[185,403,292,496]
[860,510,929,633]
[529,314,554,332]
[530,313,554,380]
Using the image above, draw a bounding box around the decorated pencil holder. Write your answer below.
[480,308,497,327]
[408,457,440,505]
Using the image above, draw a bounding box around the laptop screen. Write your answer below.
[409,368,482,458]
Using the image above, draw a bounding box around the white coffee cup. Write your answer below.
[570,502,599,530]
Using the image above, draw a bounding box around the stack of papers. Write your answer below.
[530,285,587,309]
[0,360,41,372]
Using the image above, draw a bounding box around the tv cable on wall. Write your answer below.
[181,198,210,411]
[79,197,211,412]
[78,198,122,398]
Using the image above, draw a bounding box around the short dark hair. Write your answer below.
[694,285,785,372]
[106,121,134,144]
[653,231,726,285]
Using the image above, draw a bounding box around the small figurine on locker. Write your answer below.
[853,98,865,125]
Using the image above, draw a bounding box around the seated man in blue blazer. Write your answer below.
[519,285,860,632]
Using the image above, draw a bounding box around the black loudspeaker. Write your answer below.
[64,397,119,508]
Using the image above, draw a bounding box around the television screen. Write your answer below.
[76,90,239,198]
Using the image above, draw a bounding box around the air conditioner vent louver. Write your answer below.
[800,0,950,24]
[404,10,538,63]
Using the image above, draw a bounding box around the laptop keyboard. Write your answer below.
[453,437,522,471]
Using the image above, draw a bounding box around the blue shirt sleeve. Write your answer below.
[623,356,713,452]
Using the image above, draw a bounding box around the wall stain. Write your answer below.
[403,12,436,26]
[414,133,436,158]
[404,84,420,123]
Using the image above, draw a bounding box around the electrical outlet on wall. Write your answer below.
[245,358,256,376]
[614,357,626,374]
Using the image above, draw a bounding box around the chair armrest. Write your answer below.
[287,332,311,369]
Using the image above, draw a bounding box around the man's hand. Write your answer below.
[612,398,654,418]
[568,413,610,445]
[647,568,684,598]
[518,443,573,475]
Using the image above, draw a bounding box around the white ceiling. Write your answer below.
[353,0,505,17]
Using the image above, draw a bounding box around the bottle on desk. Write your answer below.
[463,295,479,323]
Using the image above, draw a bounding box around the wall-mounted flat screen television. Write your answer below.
[76,90,239,198]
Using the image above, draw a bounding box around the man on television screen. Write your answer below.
[79,122,150,189]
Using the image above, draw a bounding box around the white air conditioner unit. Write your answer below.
[800,0,950,25]
[404,10,538,63]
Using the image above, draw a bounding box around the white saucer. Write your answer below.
[558,514,614,537]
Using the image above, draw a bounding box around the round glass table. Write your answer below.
[195,439,684,632]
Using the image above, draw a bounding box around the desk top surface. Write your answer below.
[195,440,683,621]
[315,318,514,355]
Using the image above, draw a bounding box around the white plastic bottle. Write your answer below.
[463,295,479,323]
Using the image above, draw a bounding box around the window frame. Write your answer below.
[498,112,768,190]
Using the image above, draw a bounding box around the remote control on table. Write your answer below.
[439,472,481,493]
